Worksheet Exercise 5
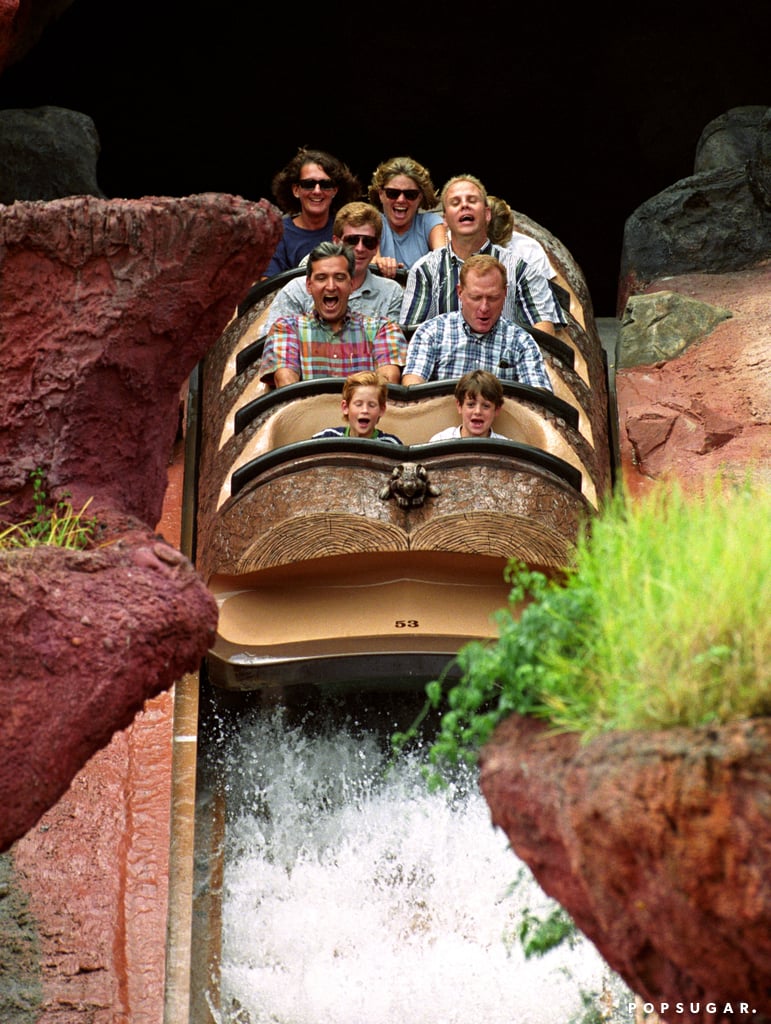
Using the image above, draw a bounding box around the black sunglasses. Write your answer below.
[383,187,421,201]
[342,233,378,251]
[296,178,336,191]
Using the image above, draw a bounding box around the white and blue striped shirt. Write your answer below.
[399,240,564,329]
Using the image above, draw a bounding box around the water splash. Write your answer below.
[213,705,630,1024]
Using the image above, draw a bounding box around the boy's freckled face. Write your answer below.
[341,385,385,438]
[457,393,500,437]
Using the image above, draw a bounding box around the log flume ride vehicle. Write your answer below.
[186,211,616,696]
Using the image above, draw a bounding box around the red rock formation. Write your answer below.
[0,193,281,528]
[0,193,282,850]
[0,0,74,73]
[8,446,186,1023]
[0,537,216,851]
[479,715,771,1023]
[616,262,771,499]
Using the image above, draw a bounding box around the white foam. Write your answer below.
[215,708,631,1024]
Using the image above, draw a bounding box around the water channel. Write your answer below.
[186,684,634,1024]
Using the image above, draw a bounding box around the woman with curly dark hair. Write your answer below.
[263,147,363,278]
[367,155,447,276]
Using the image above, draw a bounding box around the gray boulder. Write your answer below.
[695,105,769,173]
[618,291,732,368]
[619,106,771,311]
[0,105,104,202]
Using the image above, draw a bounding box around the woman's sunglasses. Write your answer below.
[383,187,421,201]
[296,179,336,190]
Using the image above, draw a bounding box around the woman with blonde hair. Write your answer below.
[367,155,447,275]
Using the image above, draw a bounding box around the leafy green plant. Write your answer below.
[517,904,578,958]
[0,468,98,551]
[394,474,771,779]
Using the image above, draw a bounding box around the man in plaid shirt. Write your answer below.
[401,254,553,391]
[259,241,406,388]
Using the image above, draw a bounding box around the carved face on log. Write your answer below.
[379,463,442,509]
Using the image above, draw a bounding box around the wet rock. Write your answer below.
[479,714,771,1024]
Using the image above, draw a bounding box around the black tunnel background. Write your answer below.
[0,1,769,315]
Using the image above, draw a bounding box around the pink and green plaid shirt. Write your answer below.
[259,309,407,385]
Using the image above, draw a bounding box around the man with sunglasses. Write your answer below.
[262,203,403,332]
[400,174,565,337]
[258,241,406,388]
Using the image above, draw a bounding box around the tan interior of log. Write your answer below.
[217,357,593,456]
[234,392,548,457]
[208,550,515,668]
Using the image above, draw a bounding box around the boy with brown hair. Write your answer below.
[429,369,509,440]
[313,371,403,443]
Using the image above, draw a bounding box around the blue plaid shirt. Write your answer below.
[404,311,553,390]
[399,240,564,328]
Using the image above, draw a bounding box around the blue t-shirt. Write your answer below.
[265,215,333,277]
[378,210,444,268]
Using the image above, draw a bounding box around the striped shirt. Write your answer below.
[399,240,564,328]
[312,425,403,444]
[404,310,553,391]
[259,309,407,385]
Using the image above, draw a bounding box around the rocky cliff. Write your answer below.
[0,192,282,851]
[480,716,771,1023]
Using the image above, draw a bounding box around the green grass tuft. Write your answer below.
[0,468,98,551]
[395,474,771,776]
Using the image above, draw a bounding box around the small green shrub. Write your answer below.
[0,468,97,551]
[517,904,578,958]
[394,474,771,778]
